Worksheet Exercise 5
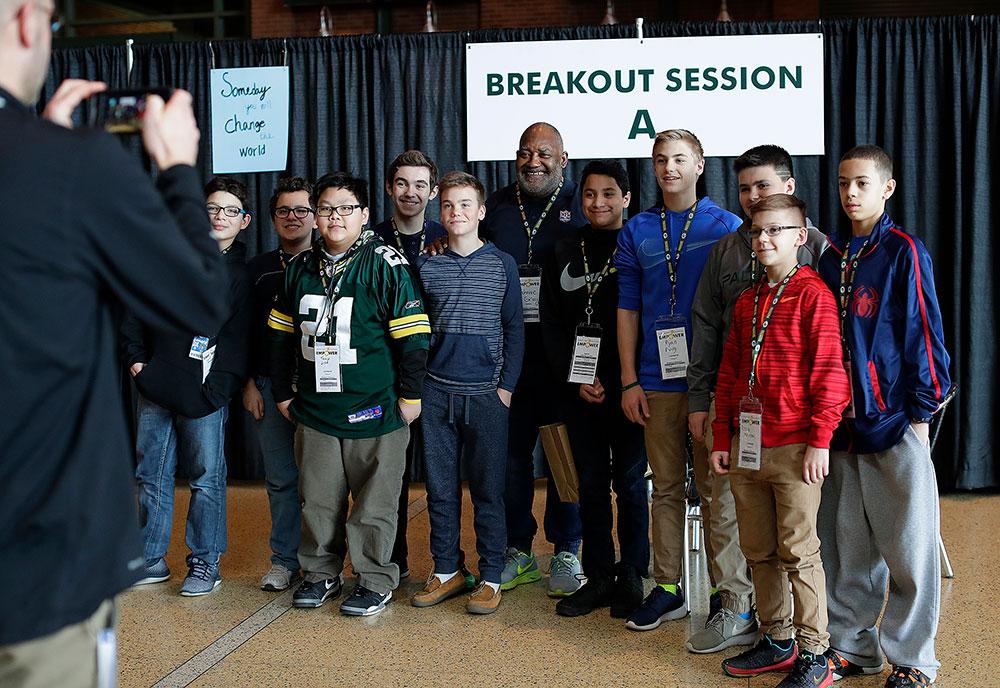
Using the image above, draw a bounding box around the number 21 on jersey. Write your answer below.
[298,294,358,364]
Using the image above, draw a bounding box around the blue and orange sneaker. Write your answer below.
[776,650,834,688]
[825,648,884,681]
[885,666,933,687]
[722,634,797,677]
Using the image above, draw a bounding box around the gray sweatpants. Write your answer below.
[818,425,940,680]
[295,423,409,595]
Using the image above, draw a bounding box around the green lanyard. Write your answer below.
[516,178,564,266]
[390,218,426,253]
[748,264,800,397]
[579,240,616,325]
[837,236,871,355]
[660,200,698,315]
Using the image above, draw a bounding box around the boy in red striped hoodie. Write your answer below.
[709,194,850,688]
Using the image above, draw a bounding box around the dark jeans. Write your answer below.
[505,378,582,555]
[391,417,422,571]
[565,393,650,579]
[422,384,509,583]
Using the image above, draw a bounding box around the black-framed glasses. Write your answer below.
[275,206,314,219]
[749,225,803,239]
[316,204,363,217]
[206,204,247,218]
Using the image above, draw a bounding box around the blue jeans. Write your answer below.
[505,378,582,555]
[135,396,228,565]
[252,377,300,572]
[423,384,508,583]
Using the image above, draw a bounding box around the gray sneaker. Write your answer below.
[260,563,298,592]
[547,551,584,598]
[134,558,170,586]
[500,548,541,591]
[179,557,221,597]
[685,606,758,653]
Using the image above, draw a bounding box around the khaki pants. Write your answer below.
[296,423,409,594]
[729,441,829,654]
[0,599,115,688]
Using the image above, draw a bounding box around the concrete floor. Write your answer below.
[118,482,994,687]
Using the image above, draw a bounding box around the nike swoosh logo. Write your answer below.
[560,264,589,292]
[639,238,720,257]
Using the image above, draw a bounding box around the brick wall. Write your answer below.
[249,0,821,39]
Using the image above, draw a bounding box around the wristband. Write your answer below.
[622,381,640,392]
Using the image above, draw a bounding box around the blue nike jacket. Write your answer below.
[818,213,951,454]
[616,197,741,392]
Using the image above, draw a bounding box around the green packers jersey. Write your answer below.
[267,232,430,438]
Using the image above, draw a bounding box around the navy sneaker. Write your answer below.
[292,577,342,608]
[179,557,221,597]
[624,585,687,631]
[722,634,797,677]
[885,666,933,687]
[340,585,392,617]
[777,650,834,688]
[825,649,884,681]
[134,558,170,586]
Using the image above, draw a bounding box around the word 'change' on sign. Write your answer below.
[466,34,824,160]
[211,66,290,174]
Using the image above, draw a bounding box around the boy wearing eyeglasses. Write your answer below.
[243,176,315,593]
[267,172,430,618]
[685,145,828,653]
[710,193,849,688]
[123,176,253,596]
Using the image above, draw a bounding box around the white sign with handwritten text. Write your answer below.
[210,66,289,174]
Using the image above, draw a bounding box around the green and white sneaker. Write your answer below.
[547,551,583,597]
[500,547,541,591]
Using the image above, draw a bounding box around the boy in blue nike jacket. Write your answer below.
[817,146,951,688]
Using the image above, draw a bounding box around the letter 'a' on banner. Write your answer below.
[465,34,825,160]
[210,66,290,174]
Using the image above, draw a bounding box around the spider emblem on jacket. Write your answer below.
[852,285,880,319]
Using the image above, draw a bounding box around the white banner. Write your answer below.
[465,34,824,160]
[211,66,289,174]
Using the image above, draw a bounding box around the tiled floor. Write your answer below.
[119,483,995,687]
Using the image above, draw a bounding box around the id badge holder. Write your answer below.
[654,314,689,380]
[188,335,210,360]
[843,359,856,419]
[738,396,763,471]
[314,341,342,393]
[567,323,602,385]
[518,264,542,323]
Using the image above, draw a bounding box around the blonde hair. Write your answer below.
[653,129,705,161]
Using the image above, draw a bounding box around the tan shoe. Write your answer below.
[411,573,469,607]
[466,582,502,615]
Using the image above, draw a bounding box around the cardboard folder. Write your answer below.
[539,422,579,504]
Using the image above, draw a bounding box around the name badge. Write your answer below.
[843,359,855,419]
[519,264,542,323]
[738,396,763,470]
[314,342,342,393]
[201,345,216,383]
[568,324,602,385]
[189,335,210,360]
[655,315,688,380]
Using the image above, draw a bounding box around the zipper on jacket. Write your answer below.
[867,360,887,412]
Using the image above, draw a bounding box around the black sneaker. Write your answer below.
[340,584,392,617]
[885,666,933,687]
[722,634,797,677]
[777,650,834,688]
[555,574,614,617]
[610,563,644,619]
[292,577,342,608]
[825,648,884,681]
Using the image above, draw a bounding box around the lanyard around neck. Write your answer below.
[748,264,800,396]
[516,178,564,265]
[660,199,698,315]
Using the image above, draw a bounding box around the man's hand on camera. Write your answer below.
[142,90,200,170]
[42,80,107,129]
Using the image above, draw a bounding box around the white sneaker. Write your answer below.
[260,563,298,592]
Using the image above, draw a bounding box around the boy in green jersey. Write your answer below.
[268,172,430,617]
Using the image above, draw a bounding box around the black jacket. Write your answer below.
[0,87,228,644]
[245,248,291,379]
[122,242,251,418]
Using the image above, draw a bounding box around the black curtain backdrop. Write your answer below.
[43,17,998,489]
